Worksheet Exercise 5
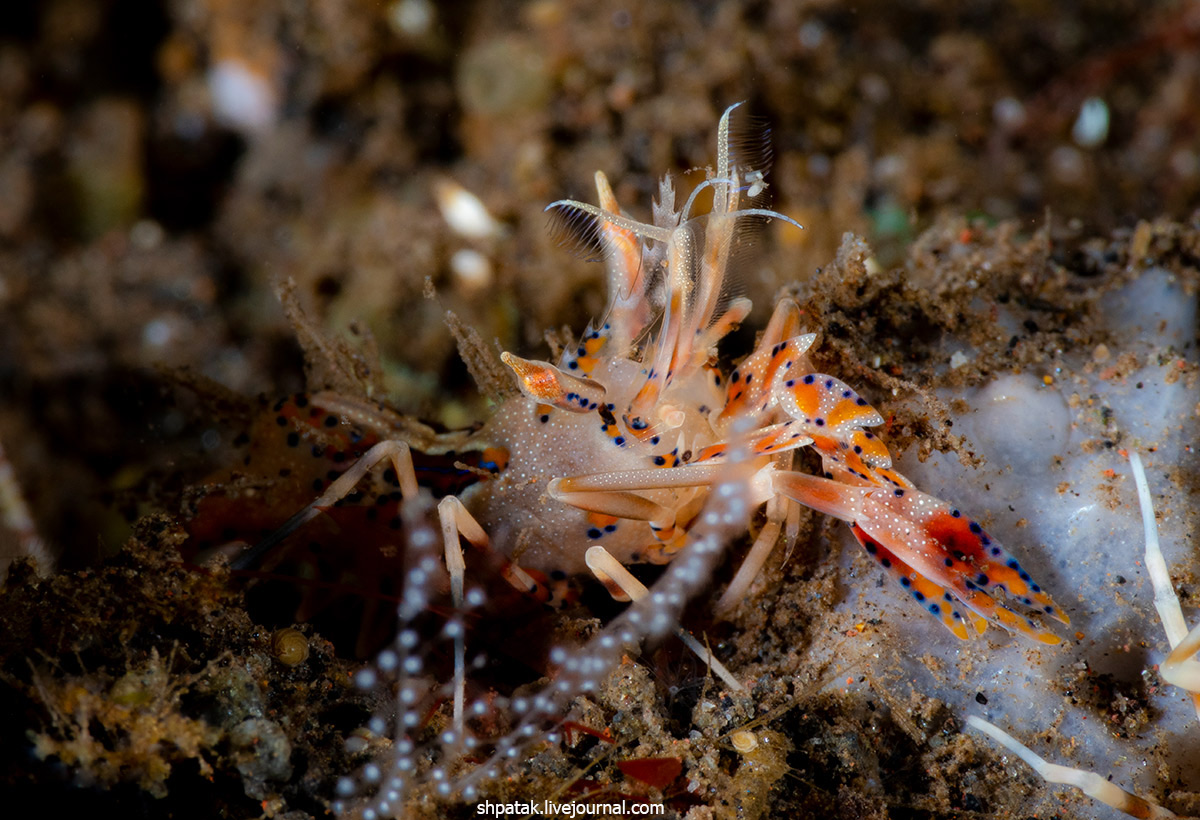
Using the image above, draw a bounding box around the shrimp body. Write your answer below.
[461,103,1067,643]
[238,104,1067,646]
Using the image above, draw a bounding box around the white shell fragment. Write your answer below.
[1072,96,1110,149]
[434,178,503,239]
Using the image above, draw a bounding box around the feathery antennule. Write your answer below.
[713,103,796,228]
[543,201,664,267]
[725,117,775,202]
[688,103,800,346]
[541,200,607,263]
[544,199,672,245]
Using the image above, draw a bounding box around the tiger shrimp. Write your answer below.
[235,103,1069,687]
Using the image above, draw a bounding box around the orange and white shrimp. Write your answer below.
[491,102,1068,645]
[237,103,1068,653]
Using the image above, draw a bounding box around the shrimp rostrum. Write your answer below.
[240,103,1068,652]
